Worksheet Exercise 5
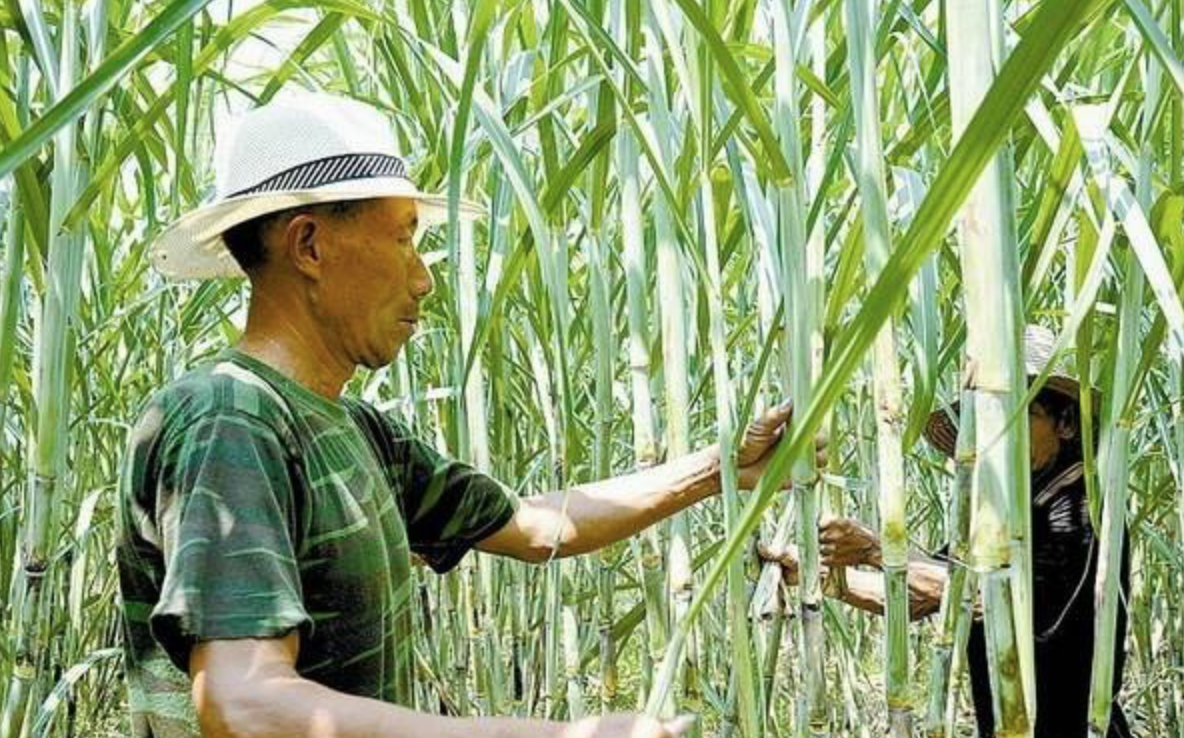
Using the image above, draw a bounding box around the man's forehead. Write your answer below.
[379,196,419,230]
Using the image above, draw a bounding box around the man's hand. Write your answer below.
[561,714,695,738]
[757,542,803,586]
[819,516,882,569]
[736,401,827,490]
[758,516,883,584]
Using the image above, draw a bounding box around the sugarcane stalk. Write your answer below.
[1085,248,1141,736]
[845,1,912,733]
[946,0,1034,735]
[0,188,23,466]
[728,3,827,734]
[587,221,616,714]
[0,54,28,477]
[944,566,980,734]
[614,0,660,712]
[579,6,622,705]
[925,387,976,738]
[1,4,83,736]
[696,137,760,738]
[0,184,21,624]
[1083,65,1156,734]
[643,2,695,716]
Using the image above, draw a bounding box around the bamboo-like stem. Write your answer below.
[1084,66,1156,734]
[1,4,83,736]
[0,189,23,465]
[741,3,828,734]
[643,3,693,716]
[845,1,911,733]
[1173,355,1184,734]
[457,219,491,472]
[0,54,28,471]
[587,217,614,715]
[0,184,22,626]
[946,1,1034,736]
[581,3,620,707]
[691,37,760,729]
[615,0,658,713]
[1086,247,1141,737]
[924,388,976,738]
[945,567,980,734]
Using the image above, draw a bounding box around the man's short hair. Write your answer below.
[222,199,374,274]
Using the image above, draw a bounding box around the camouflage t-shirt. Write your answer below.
[116,349,516,738]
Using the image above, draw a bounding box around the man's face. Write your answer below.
[1029,398,1072,472]
[311,197,432,369]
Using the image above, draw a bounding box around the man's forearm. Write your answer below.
[197,670,564,738]
[511,447,720,560]
[835,563,947,621]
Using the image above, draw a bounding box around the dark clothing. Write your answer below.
[962,461,1131,738]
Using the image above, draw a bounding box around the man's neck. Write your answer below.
[236,289,355,399]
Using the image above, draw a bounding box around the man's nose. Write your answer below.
[410,250,434,299]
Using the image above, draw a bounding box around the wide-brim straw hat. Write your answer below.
[923,325,1100,457]
[150,93,483,279]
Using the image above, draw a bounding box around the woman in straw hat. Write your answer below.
[761,325,1132,738]
[117,92,815,738]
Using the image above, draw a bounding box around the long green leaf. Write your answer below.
[0,0,215,182]
[646,0,1114,712]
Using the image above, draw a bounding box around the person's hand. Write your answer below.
[735,401,828,490]
[560,714,695,738]
[819,516,882,569]
[757,542,802,586]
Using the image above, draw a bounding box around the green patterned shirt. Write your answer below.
[117,349,516,738]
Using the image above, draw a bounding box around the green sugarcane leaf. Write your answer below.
[1123,0,1184,98]
[259,12,348,104]
[0,0,216,182]
[646,0,1115,714]
[61,0,381,230]
[666,0,793,184]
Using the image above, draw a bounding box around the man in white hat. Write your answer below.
[759,326,1132,738]
[117,93,807,738]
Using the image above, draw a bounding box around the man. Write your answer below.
[118,93,806,738]
[761,326,1131,738]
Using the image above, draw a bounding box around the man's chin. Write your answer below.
[366,353,398,371]
[354,345,402,371]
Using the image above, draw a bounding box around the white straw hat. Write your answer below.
[150,93,483,279]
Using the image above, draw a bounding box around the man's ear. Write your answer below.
[284,213,323,279]
[1057,403,1080,441]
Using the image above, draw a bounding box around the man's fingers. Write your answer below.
[753,399,794,434]
[664,715,696,737]
[757,542,788,565]
[757,542,800,569]
[819,517,848,540]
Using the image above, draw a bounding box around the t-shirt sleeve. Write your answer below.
[382,414,517,574]
[149,409,311,673]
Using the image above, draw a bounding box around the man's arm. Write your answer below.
[478,402,808,563]
[190,634,690,738]
[477,448,720,562]
[836,562,947,621]
[761,517,949,621]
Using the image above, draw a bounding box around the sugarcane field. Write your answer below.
[4,0,1184,736]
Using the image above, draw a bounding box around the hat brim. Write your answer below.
[150,177,484,279]
[922,376,1096,458]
